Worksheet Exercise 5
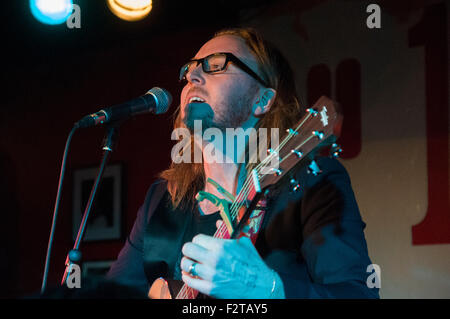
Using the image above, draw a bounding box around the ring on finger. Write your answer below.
[188,262,198,277]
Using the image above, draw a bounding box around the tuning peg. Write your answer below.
[312,131,325,140]
[307,160,322,176]
[307,108,319,117]
[286,128,299,136]
[330,143,343,158]
[291,149,303,158]
[270,168,283,176]
[290,178,301,192]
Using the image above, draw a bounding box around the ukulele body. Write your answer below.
[148,278,207,299]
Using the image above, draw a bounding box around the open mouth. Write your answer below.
[188,96,206,103]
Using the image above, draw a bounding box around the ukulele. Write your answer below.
[148,96,343,299]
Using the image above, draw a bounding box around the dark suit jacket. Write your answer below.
[107,157,379,298]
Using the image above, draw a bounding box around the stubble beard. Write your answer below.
[213,93,254,131]
[183,92,255,132]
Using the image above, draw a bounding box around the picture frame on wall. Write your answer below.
[72,164,123,242]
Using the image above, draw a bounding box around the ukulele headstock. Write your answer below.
[257,96,343,190]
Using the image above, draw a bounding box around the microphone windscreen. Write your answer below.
[147,87,172,114]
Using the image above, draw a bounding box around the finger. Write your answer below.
[181,241,210,264]
[181,273,213,296]
[180,257,214,281]
[191,233,226,251]
[180,257,195,275]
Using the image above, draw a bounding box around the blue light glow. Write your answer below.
[30,0,74,25]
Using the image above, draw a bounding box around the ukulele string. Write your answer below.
[228,111,312,218]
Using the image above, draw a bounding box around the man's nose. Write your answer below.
[186,62,205,84]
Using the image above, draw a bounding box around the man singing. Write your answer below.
[106,27,379,299]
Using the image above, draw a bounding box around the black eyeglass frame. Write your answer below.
[179,52,269,87]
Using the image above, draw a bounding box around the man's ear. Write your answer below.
[253,88,276,117]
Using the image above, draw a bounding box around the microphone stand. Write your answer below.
[61,122,120,286]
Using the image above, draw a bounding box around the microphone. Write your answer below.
[75,87,172,128]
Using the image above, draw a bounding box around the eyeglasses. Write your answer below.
[179,52,269,87]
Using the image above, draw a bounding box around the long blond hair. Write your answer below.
[160,27,304,209]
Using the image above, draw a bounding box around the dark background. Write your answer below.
[0,0,446,298]
[1,0,249,297]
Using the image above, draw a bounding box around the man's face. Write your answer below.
[180,35,262,131]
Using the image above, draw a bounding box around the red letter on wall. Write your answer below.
[410,3,450,245]
[307,60,362,159]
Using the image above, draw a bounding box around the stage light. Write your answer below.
[107,0,152,22]
[30,0,74,25]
